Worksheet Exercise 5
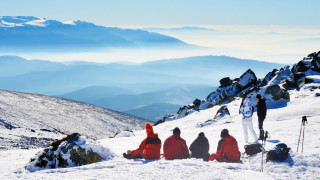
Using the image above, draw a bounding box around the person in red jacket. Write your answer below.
[208,129,240,162]
[123,123,161,160]
[163,127,189,160]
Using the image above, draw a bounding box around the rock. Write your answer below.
[283,91,290,100]
[261,69,278,86]
[295,61,310,73]
[265,85,283,101]
[154,120,164,126]
[214,106,230,119]
[282,80,297,90]
[311,55,320,72]
[293,73,305,83]
[315,93,320,97]
[26,133,113,172]
[237,69,257,90]
[193,99,201,107]
[219,77,232,87]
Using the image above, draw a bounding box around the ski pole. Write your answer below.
[297,121,303,152]
[260,131,268,172]
[297,116,307,152]
[301,117,307,153]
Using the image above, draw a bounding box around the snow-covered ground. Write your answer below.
[1,88,319,179]
[0,90,146,149]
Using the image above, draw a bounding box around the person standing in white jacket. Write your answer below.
[240,98,258,144]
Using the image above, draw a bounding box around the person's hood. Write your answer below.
[145,123,154,136]
[243,98,252,107]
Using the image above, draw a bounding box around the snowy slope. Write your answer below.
[1,52,320,179]
[0,90,146,149]
[0,88,319,179]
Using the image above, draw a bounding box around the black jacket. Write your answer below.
[189,135,209,159]
[257,99,267,120]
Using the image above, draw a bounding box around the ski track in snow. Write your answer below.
[1,89,320,179]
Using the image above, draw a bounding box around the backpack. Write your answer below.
[244,143,262,156]
[266,143,290,162]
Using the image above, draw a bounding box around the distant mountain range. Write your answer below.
[0,16,191,52]
[0,55,284,121]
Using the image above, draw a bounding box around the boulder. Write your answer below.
[265,85,283,101]
[261,69,278,86]
[311,55,320,72]
[265,85,290,101]
[26,133,114,172]
[214,106,230,119]
[293,73,305,83]
[237,69,257,90]
[295,61,310,73]
[219,77,232,87]
[193,98,201,107]
[282,80,297,90]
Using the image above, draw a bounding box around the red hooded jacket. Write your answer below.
[131,123,161,159]
[208,136,240,162]
[163,133,189,160]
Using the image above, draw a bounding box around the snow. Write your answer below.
[1,88,320,179]
[24,18,47,27]
[0,90,146,149]
[114,131,135,138]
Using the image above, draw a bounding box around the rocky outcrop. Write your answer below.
[163,51,320,122]
[26,133,114,172]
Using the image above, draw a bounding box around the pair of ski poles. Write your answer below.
[297,116,307,153]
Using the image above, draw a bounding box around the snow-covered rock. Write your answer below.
[164,51,320,121]
[214,106,230,119]
[26,133,114,172]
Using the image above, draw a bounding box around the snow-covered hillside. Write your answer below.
[0,90,146,149]
[0,52,319,179]
[0,86,319,179]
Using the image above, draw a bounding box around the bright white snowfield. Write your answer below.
[0,90,146,149]
[0,88,319,180]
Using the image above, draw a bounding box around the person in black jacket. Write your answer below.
[189,132,210,160]
[256,94,267,140]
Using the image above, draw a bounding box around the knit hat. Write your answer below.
[221,129,229,138]
[145,123,154,136]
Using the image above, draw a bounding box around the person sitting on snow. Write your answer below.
[123,123,161,160]
[208,129,240,162]
[240,97,258,143]
[163,127,189,160]
[189,132,210,160]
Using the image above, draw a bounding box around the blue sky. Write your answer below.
[1,0,319,26]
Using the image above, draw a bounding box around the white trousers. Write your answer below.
[242,117,258,143]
